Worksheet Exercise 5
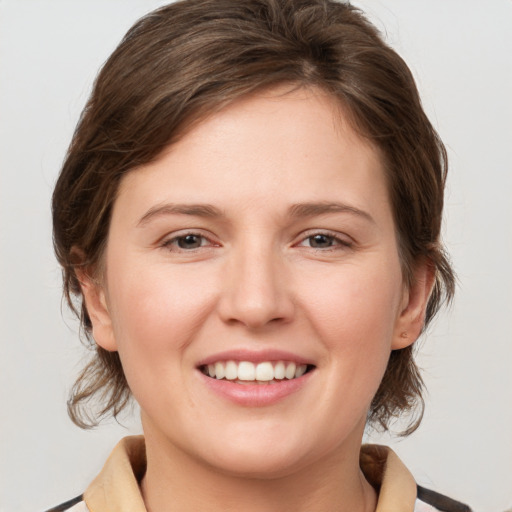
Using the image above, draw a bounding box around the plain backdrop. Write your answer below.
[1,1,511,511]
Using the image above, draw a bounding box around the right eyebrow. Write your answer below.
[136,203,224,227]
[287,201,375,225]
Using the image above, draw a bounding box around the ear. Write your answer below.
[392,260,435,350]
[76,268,118,352]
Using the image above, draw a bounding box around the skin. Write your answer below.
[80,86,433,512]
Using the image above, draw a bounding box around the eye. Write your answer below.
[163,233,212,251]
[306,234,337,249]
[297,232,352,250]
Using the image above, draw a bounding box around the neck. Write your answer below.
[140,426,377,512]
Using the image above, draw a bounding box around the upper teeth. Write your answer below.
[204,361,308,381]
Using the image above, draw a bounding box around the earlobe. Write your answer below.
[76,268,118,352]
[392,262,435,350]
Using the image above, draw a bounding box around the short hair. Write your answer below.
[52,0,455,432]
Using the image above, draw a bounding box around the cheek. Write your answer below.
[106,259,218,364]
[104,262,222,416]
[299,259,403,362]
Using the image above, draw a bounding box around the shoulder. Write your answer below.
[43,495,87,512]
[415,485,473,512]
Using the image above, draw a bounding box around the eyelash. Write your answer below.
[296,231,353,251]
[160,229,353,253]
[161,232,216,252]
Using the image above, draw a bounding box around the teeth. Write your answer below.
[203,360,309,382]
[214,362,225,379]
[274,361,285,379]
[255,362,274,381]
[285,362,296,379]
[238,361,256,381]
[225,360,238,380]
[295,364,307,378]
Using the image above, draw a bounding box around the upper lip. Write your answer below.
[196,349,315,367]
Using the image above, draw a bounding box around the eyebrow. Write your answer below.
[137,203,224,226]
[136,201,375,227]
[288,202,375,224]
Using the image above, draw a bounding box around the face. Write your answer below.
[84,86,429,477]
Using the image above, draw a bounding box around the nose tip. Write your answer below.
[224,296,290,330]
[217,253,294,330]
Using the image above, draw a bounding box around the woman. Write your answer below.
[49,0,470,510]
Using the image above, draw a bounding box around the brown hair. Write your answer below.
[53,0,454,432]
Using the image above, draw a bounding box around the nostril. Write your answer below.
[216,273,295,329]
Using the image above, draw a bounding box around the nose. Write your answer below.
[217,242,295,330]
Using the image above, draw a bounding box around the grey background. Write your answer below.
[1,1,511,511]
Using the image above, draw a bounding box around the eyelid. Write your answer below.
[157,228,353,251]
[159,229,220,251]
[294,229,354,249]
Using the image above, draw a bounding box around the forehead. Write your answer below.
[114,86,390,224]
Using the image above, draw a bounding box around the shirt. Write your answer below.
[46,436,472,512]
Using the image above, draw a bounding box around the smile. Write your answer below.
[200,360,313,383]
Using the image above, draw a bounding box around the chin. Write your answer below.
[204,445,310,480]
[191,424,328,480]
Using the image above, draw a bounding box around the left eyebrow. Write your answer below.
[137,203,224,227]
[287,202,375,224]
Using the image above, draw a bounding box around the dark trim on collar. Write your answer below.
[417,485,472,512]
[43,494,83,512]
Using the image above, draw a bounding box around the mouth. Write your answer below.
[199,360,315,384]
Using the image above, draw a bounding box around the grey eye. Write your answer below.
[308,234,335,248]
[177,234,204,249]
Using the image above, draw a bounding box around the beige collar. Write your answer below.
[360,444,417,512]
[84,436,417,512]
[85,436,147,512]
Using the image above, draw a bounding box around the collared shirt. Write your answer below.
[47,436,472,512]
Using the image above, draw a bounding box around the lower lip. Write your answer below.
[198,371,314,407]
